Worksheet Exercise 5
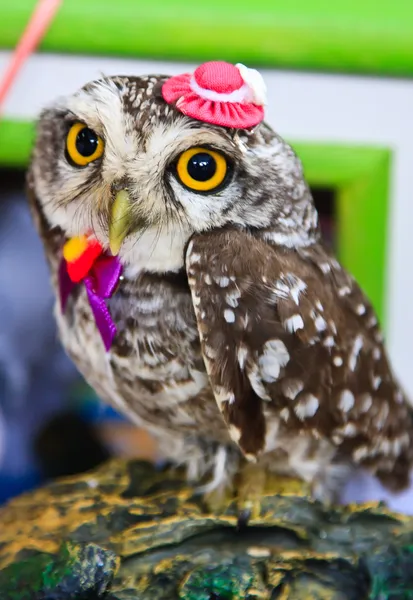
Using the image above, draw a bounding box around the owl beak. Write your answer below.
[109,189,131,256]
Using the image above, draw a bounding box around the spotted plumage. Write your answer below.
[186,229,412,490]
[27,73,413,503]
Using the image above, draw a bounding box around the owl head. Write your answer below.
[29,63,318,273]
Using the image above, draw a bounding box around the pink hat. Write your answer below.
[162,61,267,129]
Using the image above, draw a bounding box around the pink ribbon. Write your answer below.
[59,254,122,351]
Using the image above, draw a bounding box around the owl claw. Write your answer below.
[202,463,309,522]
[202,485,236,515]
[237,508,252,529]
[235,462,311,523]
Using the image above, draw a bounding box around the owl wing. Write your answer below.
[185,228,413,485]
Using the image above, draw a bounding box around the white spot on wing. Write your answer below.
[226,289,241,308]
[335,423,358,437]
[273,280,290,299]
[295,394,319,419]
[290,277,307,305]
[339,390,355,412]
[258,339,290,383]
[333,356,343,367]
[356,304,366,316]
[224,309,236,323]
[349,335,363,371]
[338,286,351,297]
[215,276,230,287]
[284,314,304,333]
[314,315,327,332]
[372,375,382,390]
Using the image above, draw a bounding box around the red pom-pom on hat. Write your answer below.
[193,61,244,94]
[162,61,266,129]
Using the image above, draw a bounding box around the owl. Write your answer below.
[27,61,413,514]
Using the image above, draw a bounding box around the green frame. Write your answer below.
[0,119,390,324]
[2,1,413,76]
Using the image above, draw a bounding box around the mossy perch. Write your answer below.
[0,459,413,599]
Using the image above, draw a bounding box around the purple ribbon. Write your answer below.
[59,254,122,351]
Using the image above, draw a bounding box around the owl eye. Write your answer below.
[66,122,104,167]
[175,147,229,192]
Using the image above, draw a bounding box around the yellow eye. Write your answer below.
[66,122,104,166]
[176,147,229,192]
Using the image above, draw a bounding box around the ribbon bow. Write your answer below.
[58,235,122,351]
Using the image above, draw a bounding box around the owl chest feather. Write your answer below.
[53,268,229,439]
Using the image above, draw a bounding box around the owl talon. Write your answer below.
[235,462,310,523]
[237,508,252,529]
[202,486,235,515]
[203,464,309,520]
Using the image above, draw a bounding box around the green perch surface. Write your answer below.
[0,459,413,599]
